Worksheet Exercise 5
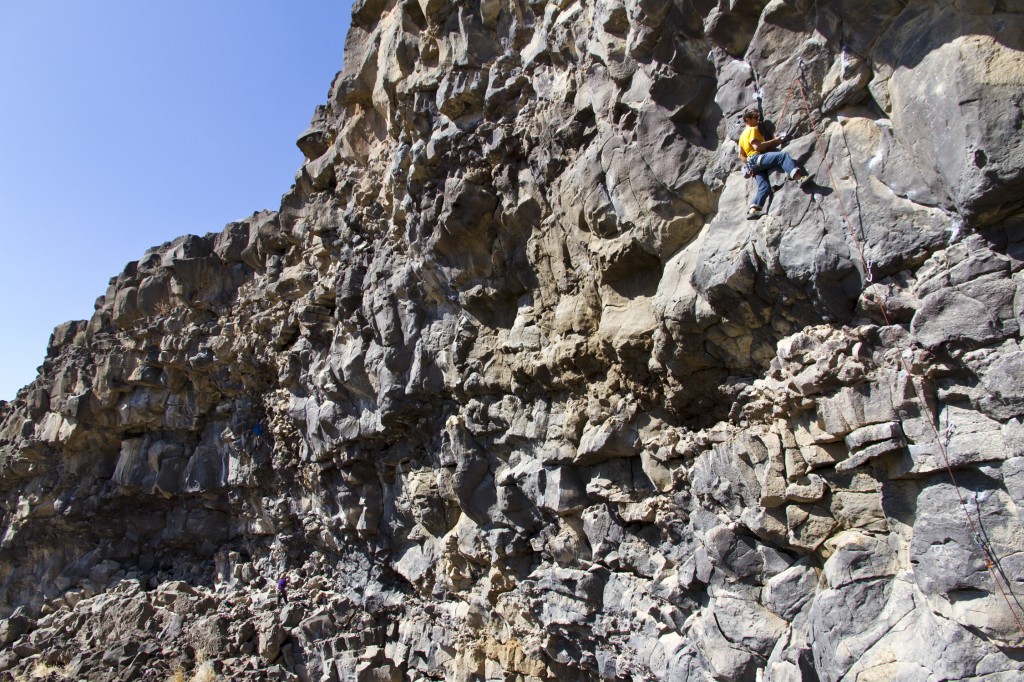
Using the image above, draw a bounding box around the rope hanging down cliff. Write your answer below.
[772,61,1024,637]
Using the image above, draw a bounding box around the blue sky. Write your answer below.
[0,2,353,400]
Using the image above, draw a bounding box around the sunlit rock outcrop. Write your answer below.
[2,1,1024,679]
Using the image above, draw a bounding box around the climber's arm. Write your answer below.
[750,136,782,153]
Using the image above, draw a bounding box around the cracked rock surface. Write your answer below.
[3,1,1024,680]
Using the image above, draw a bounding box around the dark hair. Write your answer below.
[743,107,760,120]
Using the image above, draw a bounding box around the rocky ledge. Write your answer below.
[3,1,1024,680]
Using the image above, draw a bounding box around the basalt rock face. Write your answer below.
[3,1,1024,680]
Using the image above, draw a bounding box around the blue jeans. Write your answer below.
[748,151,799,208]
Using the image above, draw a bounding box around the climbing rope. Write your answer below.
[775,77,798,134]
[793,69,872,279]
[743,68,807,214]
[785,61,1024,637]
[883,308,1024,637]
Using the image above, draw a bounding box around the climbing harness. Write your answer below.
[742,65,806,214]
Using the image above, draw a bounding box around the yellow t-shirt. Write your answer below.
[739,125,764,159]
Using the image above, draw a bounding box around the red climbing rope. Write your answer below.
[791,64,1024,637]
[876,296,1024,636]
[745,79,800,204]
[794,75,872,278]
[776,77,798,132]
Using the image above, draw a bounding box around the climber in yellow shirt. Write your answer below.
[739,108,810,219]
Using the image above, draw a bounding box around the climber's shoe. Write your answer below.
[747,206,763,220]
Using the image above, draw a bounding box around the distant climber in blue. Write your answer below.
[250,418,265,453]
[738,107,810,219]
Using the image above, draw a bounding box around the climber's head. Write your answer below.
[743,108,760,124]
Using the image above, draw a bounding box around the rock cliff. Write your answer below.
[3,1,1024,680]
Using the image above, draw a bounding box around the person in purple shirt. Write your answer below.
[276,573,288,605]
